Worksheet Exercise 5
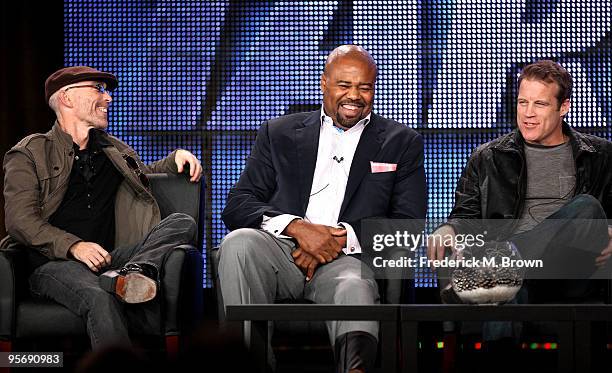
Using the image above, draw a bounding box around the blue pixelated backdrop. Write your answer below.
[64,0,612,288]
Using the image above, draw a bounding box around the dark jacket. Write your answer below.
[222,110,428,242]
[1,123,179,259]
[447,123,612,239]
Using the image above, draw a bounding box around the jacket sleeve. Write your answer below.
[222,121,286,231]
[446,149,484,234]
[3,150,81,259]
[147,149,179,174]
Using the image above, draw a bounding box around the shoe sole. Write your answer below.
[99,271,157,304]
[116,273,157,304]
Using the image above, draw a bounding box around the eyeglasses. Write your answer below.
[64,83,111,95]
[122,154,150,190]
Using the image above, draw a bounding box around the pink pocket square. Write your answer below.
[370,161,397,173]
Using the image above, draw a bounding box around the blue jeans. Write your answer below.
[511,194,609,300]
[29,213,196,349]
[512,194,608,276]
[483,194,609,341]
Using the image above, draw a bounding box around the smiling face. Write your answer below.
[517,78,570,146]
[321,54,376,128]
[64,81,112,130]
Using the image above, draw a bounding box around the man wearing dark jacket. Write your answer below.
[428,60,612,302]
[1,66,202,348]
[218,45,427,373]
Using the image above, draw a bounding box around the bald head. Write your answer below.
[320,45,377,128]
[324,45,378,79]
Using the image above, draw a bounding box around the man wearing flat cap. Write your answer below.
[1,66,203,348]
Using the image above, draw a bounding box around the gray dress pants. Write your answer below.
[217,228,380,346]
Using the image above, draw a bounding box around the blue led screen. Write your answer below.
[64,0,612,288]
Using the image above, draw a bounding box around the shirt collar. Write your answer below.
[320,106,371,132]
[73,128,107,154]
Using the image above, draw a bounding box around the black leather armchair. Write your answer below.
[0,173,204,356]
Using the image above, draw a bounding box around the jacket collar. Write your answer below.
[339,112,386,217]
[564,123,597,154]
[89,128,113,148]
[50,121,75,153]
[50,121,113,152]
[295,111,323,212]
[493,122,597,155]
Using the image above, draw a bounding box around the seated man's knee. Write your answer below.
[165,212,197,231]
[159,212,198,241]
[334,277,379,305]
[568,194,605,219]
[218,228,264,262]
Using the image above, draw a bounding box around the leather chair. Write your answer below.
[0,173,204,356]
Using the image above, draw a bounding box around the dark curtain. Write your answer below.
[0,0,64,238]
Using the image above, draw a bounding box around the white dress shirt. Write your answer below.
[261,108,371,255]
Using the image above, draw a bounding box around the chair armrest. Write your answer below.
[0,246,29,339]
[161,244,203,336]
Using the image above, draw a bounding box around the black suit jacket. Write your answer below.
[222,110,427,243]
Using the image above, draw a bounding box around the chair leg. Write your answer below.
[165,335,179,359]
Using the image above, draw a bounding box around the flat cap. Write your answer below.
[45,66,118,102]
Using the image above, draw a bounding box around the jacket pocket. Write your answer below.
[38,161,69,210]
[367,171,396,182]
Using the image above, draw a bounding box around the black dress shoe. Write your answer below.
[335,331,377,373]
[99,263,158,303]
